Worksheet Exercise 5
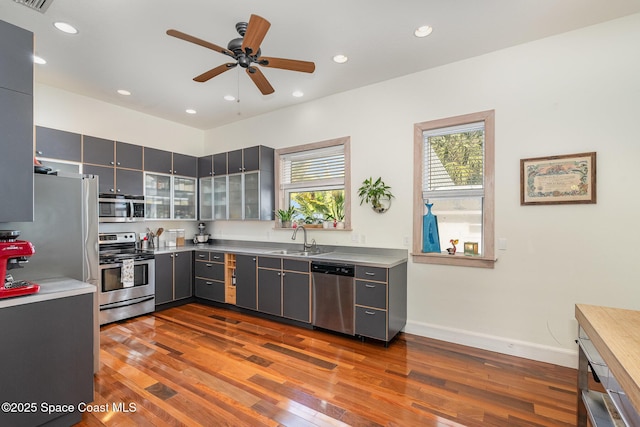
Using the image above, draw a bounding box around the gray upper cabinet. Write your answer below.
[213,152,227,175]
[172,153,197,177]
[144,147,173,174]
[198,155,213,178]
[115,168,144,195]
[0,21,33,222]
[116,141,142,170]
[0,20,33,95]
[227,146,264,174]
[35,126,82,162]
[83,135,114,166]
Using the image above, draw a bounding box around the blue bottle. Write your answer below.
[422,203,441,253]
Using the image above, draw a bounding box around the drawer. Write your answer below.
[355,266,387,282]
[355,306,387,341]
[283,258,310,273]
[209,252,225,262]
[258,256,281,269]
[194,251,210,261]
[194,261,225,281]
[194,278,225,302]
[355,280,387,309]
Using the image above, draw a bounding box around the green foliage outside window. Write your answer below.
[290,190,344,223]
[430,130,484,186]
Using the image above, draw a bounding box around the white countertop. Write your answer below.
[0,277,96,309]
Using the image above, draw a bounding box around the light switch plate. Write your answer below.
[498,238,507,250]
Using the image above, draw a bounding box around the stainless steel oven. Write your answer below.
[98,194,145,223]
[98,232,155,325]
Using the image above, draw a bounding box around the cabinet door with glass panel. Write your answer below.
[199,177,213,220]
[173,175,197,219]
[145,172,197,220]
[213,176,228,220]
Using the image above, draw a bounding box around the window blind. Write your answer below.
[422,121,485,199]
[281,145,344,190]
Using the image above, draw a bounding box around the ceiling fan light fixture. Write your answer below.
[333,54,348,64]
[53,21,78,34]
[292,90,304,98]
[33,55,46,65]
[185,109,197,114]
[117,89,131,96]
[414,25,433,38]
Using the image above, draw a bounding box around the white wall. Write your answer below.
[203,14,640,367]
[34,14,640,367]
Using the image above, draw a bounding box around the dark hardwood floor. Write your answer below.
[76,303,578,426]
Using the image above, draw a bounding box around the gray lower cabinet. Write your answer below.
[257,257,310,321]
[194,251,225,302]
[0,293,93,427]
[155,251,193,305]
[235,254,257,310]
[354,263,407,343]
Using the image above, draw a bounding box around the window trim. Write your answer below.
[412,110,495,268]
[274,136,351,230]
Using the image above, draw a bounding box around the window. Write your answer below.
[275,137,351,229]
[413,110,495,268]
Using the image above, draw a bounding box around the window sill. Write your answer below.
[411,252,496,268]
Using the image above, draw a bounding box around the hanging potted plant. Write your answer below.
[275,206,296,228]
[358,176,394,213]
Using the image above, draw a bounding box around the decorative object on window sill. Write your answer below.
[446,239,459,255]
[464,242,478,256]
[325,192,345,226]
[422,203,441,253]
[358,176,394,213]
[276,206,297,228]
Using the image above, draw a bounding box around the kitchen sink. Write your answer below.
[268,249,331,257]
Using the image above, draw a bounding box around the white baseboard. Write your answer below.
[404,320,578,368]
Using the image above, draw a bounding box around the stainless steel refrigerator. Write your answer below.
[3,173,100,372]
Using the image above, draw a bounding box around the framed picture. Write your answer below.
[520,152,596,205]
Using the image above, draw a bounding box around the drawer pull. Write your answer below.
[198,254,206,259]
[205,282,213,285]
[365,284,376,288]
[212,256,221,260]
[365,272,375,276]
[365,311,376,315]
[205,263,213,267]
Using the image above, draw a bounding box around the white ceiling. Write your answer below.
[3,0,640,130]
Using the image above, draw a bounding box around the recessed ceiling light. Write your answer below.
[333,54,348,64]
[414,25,433,38]
[186,109,197,114]
[292,90,304,98]
[223,95,235,101]
[53,21,78,34]
[117,89,131,96]
[33,55,46,65]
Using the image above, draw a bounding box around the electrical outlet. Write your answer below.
[403,236,409,246]
[360,235,366,244]
[498,238,507,250]
[351,233,359,243]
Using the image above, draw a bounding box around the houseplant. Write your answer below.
[357,176,394,213]
[275,206,296,228]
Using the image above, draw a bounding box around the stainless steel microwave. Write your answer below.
[98,194,145,222]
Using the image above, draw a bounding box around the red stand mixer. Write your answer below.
[0,230,40,299]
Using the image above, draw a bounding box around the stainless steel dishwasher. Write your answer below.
[312,262,355,335]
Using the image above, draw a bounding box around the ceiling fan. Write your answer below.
[167,14,315,95]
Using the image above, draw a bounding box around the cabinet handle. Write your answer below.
[365,311,376,315]
[206,263,213,267]
[277,272,281,276]
[110,188,115,192]
[116,162,121,166]
[117,189,121,193]
[365,272,375,276]
[212,256,220,260]
[110,161,114,165]
[170,254,174,258]
[36,150,43,155]
[198,254,206,259]
[175,253,179,257]
[205,281,213,285]
[365,284,376,288]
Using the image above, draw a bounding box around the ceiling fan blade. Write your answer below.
[241,14,271,55]
[246,67,274,95]
[259,57,316,73]
[167,29,235,58]
[194,63,237,83]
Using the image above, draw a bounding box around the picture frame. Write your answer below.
[520,152,596,205]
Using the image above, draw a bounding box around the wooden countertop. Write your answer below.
[575,304,640,414]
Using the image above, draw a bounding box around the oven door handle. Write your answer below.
[99,295,154,311]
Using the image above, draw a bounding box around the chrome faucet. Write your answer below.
[291,225,314,251]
